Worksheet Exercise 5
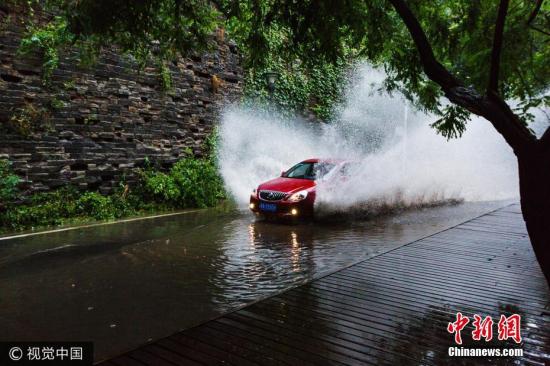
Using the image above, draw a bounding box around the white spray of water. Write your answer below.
[218,64,547,213]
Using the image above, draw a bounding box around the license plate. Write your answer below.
[259,202,277,212]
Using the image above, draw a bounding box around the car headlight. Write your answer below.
[288,190,308,202]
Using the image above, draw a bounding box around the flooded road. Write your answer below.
[0,200,512,361]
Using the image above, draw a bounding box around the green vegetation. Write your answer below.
[0,185,146,230]
[0,160,20,203]
[17,0,218,87]
[12,0,550,130]
[141,158,224,208]
[18,16,74,85]
[242,59,348,121]
[15,9,98,86]
[19,1,550,125]
[20,0,547,134]
[225,14,352,120]
[158,60,174,92]
[222,0,550,137]
[0,139,225,232]
[16,1,351,121]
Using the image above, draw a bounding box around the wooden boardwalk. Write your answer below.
[98,204,550,365]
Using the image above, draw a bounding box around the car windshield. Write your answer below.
[284,162,335,180]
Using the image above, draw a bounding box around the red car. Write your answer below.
[249,158,348,219]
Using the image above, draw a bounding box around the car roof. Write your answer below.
[301,158,346,164]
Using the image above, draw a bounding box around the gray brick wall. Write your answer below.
[0,4,242,194]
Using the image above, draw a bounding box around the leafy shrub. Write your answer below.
[141,171,180,202]
[75,192,114,220]
[0,184,147,231]
[141,156,225,208]
[171,158,225,208]
[109,189,138,218]
[0,187,79,229]
[0,160,20,203]
[203,127,220,157]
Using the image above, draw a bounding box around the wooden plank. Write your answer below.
[303,281,550,342]
[238,304,444,364]
[182,325,292,366]
[168,334,259,366]
[209,318,356,365]
[342,260,548,300]
[224,312,385,365]
[124,350,174,366]
[153,339,222,365]
[109,355,147,366]
[322,270,547,316]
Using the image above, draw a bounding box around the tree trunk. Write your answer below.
[518,148,550,284]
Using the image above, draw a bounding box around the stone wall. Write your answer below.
[0,4,242,194]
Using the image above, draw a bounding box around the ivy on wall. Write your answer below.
[242,60,349,121]
[224,16,353,121]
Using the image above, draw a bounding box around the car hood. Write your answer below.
[258,177,315,193]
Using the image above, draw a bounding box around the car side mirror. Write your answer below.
[281,171,286,177]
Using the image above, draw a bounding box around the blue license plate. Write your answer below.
[259,202,277,212]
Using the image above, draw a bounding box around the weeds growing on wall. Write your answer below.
[8,102,52,137]
[18,16,75,85]
[0,160,20,204]
[157,59,174,92]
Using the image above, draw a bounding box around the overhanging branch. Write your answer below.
[527,0,550,36]
[387,0,461,90]
[387,0,536,154]
[528,0,545,26]
[488,0,509,93]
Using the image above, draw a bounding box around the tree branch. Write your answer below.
[387,0,461,90]
[488,0,509,93]
[387,0,536,154]
[527,0,550,36]
[528,0,544,26]
[485,90,538,147]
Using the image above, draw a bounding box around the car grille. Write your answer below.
[259,190,287,201]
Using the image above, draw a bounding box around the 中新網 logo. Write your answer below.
[447,312,521,344]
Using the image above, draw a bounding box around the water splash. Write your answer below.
[218,64,546,214]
